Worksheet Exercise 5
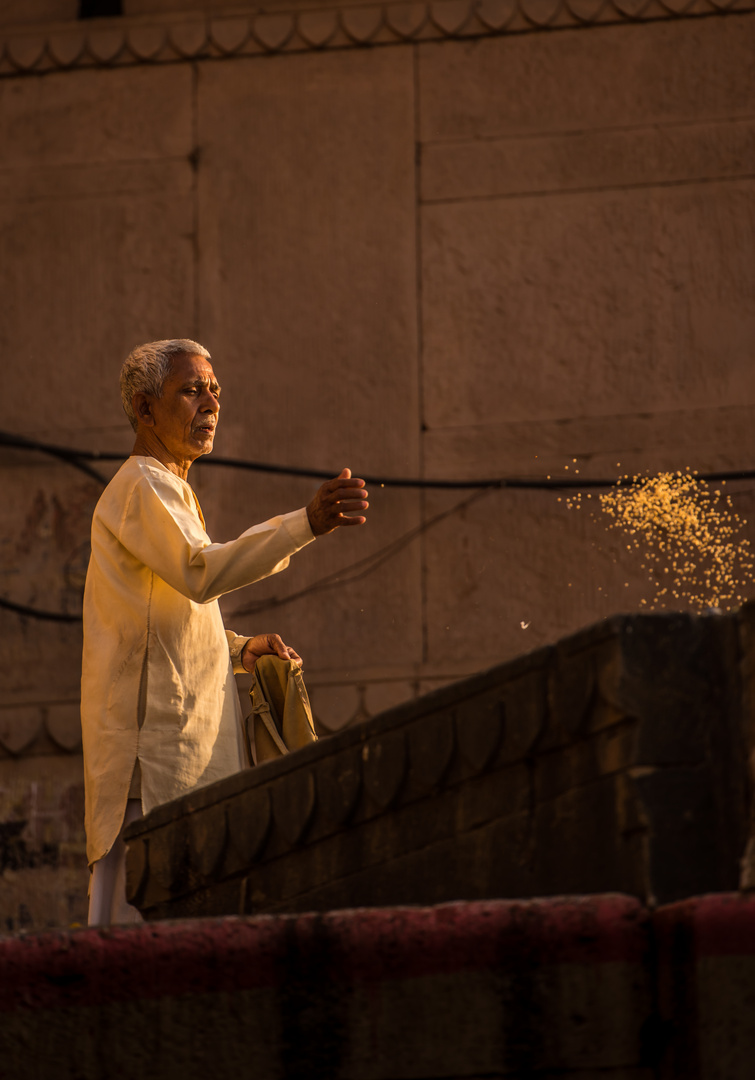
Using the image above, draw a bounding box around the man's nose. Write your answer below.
[201,391,220,413]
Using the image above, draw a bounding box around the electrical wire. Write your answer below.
[4,429,755,489]
[0,430,108,484]
[229,486,496,619]
[0,596,83,623]
[2,427,753,622]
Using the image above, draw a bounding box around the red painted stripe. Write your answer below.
[0,895,648,1014]
[654,893,755,958]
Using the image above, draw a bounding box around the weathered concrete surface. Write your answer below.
[1,892,754,1079]
[0,894,655,1080]
[125,610,750,921]
[654,893,755,1080]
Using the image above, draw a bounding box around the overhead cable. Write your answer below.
[2,428,753,623]
[3,429,755,491]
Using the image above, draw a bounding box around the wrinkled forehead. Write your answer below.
[167,352,219,386]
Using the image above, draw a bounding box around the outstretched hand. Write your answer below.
[241,633,303,673]
[306,468,369,537]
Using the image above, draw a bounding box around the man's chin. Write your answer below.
[192,430,216,449]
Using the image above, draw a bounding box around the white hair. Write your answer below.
[120,339,210,431]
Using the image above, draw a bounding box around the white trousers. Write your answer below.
[87,799,144,927]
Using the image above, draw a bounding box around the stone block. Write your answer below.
[421,181,755,431]
[533,775,632,897]
[422,117,755,203]
[1,189,195,437]
[195,46,418,476]
[422,403,755,483]
[0,1,77,26]
[633,766,742,903]
[0,65,192,168]
[419,18,755,141]
[736,603,755,888]
[0,613,83,713]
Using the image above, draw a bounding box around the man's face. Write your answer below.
[148,353,221,462]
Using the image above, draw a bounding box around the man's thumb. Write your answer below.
[338,467,352,479]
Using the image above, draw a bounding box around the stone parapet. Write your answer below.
[125,609,751,920]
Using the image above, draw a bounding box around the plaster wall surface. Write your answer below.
[0,2,753,929]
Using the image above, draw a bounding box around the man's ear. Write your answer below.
[132,392,155,427]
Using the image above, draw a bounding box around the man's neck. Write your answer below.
[130,431,194,481]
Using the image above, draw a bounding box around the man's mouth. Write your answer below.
[194,421,216,436]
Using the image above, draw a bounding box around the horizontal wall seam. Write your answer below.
[420,169,755,204]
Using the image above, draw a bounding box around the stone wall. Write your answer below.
[124,610,751,921]
[1,0,753,930]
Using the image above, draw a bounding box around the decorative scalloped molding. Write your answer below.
[1,0,752,76]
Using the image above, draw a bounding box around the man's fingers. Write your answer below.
[327,479,366,495]
[330,488,369,505]
[335,514,366,526]
[306,470,369,535]
[269,634,291,659]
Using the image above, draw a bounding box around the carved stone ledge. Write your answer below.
[1,0,752,76]
[126,608,753,919]
[0,702,81,759]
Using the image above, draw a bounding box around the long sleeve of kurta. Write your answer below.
[81,456,314,867]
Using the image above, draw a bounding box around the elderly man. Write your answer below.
[82,339,368,925]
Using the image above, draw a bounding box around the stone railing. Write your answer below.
[125,607,753,919]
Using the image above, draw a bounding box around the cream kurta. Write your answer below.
[81,455,314,867]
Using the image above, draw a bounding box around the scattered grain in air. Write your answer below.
[564,469,753,613]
